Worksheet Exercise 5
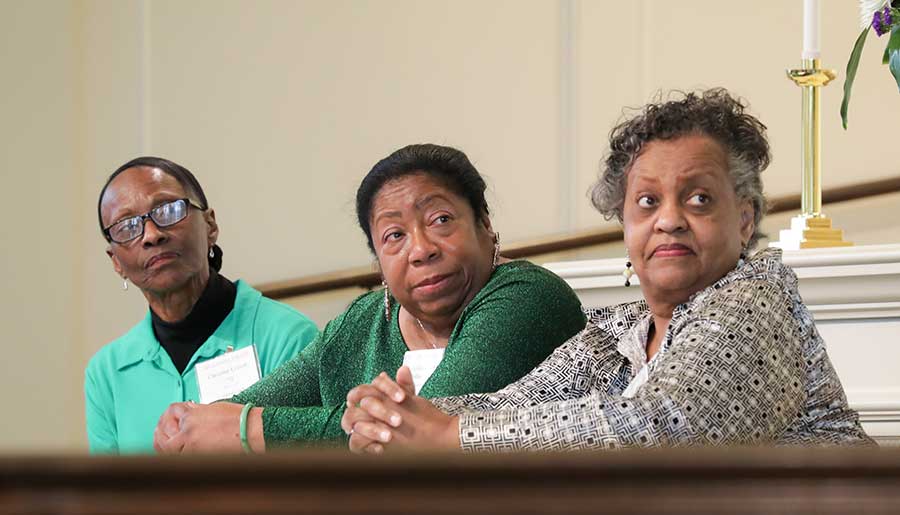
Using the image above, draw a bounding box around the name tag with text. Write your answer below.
[195,345,261,404]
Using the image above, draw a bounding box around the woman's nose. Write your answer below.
[408,229,439,264]
[141,219,169,247]
[654,201,688,234]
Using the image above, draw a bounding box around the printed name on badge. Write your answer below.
[195,345,262,404]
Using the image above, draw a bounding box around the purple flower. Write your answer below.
[884,6,893,27]
[873,9,887,36]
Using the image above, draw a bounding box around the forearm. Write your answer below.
[260,405,347,447]
[247,408,266,453]
[431,385,553,415]
[456,392,622,452]
[432,326,613,416]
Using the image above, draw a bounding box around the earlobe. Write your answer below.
[740,203,755,241]
[480,215,495,238]
[206,208,219,245]
[108,251,124,276]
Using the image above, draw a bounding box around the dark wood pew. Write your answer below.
[2,447,899,514]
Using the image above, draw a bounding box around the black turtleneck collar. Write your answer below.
[151,270,237,374]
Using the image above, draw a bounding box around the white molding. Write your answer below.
[808,302,900,320]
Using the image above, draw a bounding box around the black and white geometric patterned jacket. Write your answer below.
[432,248,875,450]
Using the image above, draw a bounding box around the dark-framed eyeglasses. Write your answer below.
[103,198,205,244]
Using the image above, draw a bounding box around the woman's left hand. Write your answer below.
[155,401,263,454]
[345,367,461,454]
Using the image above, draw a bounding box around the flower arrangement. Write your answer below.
[840,0,900,128]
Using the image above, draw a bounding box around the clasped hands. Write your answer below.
[150,367,457,455]
[153,401,264,454]
[342,366,460,454]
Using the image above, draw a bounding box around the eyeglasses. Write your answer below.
[103,198,205,244]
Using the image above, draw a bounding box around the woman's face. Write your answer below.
[370,173,495,324]
[100,166,218,295]
[622,134,754,307]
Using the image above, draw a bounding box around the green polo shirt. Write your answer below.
[84,280,318,454]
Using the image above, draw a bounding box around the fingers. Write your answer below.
[346,384,385,407]
[152,427,166,454]
[346,372,407,408]
[372,372,406,403]
[345,379,404,426]
[156,429,187,455]
[364,443,384,455]
[359,396,402,427]
[343,403,389,456]
[348,430,383,455]
[395,366,416,395]
[341,404,373,434]
[351,421,394,445]
[156,402,193,441]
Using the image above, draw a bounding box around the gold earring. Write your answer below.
[382,280,390,321]
[492,232,501,269]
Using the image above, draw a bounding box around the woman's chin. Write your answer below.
[640,271,705,299]
[139,270,195,295]
[408,292,469,322]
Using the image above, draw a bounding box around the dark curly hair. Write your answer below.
[591,88,771,248]
[356,144,490,253]
[98,156,223,272]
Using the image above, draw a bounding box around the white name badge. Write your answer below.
[402,348,445,395]
[195,345,262,404]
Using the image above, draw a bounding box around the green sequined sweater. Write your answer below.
[231,260,587,446]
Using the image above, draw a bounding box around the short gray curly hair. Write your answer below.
[591,88,771,249]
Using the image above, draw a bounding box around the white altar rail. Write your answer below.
[544,244,900,444]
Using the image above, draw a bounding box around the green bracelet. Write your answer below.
[239,402,255,454]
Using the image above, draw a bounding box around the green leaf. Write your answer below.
[890,46,900,92]
[841,28,870,130]
[888,26,900,92]
[888,25,900,65]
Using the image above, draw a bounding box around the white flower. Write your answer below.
[859,0,890,30]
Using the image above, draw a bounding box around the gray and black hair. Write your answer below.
[591,88,771,249]
[98,156,223,272]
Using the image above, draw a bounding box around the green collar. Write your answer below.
[113,280,261,372]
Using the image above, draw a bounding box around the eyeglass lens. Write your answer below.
[109,199,189,243]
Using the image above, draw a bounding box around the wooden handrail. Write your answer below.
[4,448,900,514]
[258,175,900,299]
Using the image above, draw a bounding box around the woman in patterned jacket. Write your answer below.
[342,89,874,452]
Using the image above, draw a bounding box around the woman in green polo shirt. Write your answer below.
[85,157,318,454]
[152,144,587,453]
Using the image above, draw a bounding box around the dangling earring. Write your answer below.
[623,254,634,287]
[492,232,501,270]
[382,280,391,321]
[209,247,215,258]
[738,243,748,267]
[122,278,129,291]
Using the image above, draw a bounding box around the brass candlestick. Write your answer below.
[772,58,853,249]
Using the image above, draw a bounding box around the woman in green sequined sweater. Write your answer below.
[153,144,586,453]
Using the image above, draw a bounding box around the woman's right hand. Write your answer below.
[344,367,461,454]
[341,370,411,455]
[152,401,195,453]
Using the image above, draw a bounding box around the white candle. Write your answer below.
[803,0,821,59]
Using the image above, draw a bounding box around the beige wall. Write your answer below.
[1,0,898,452]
